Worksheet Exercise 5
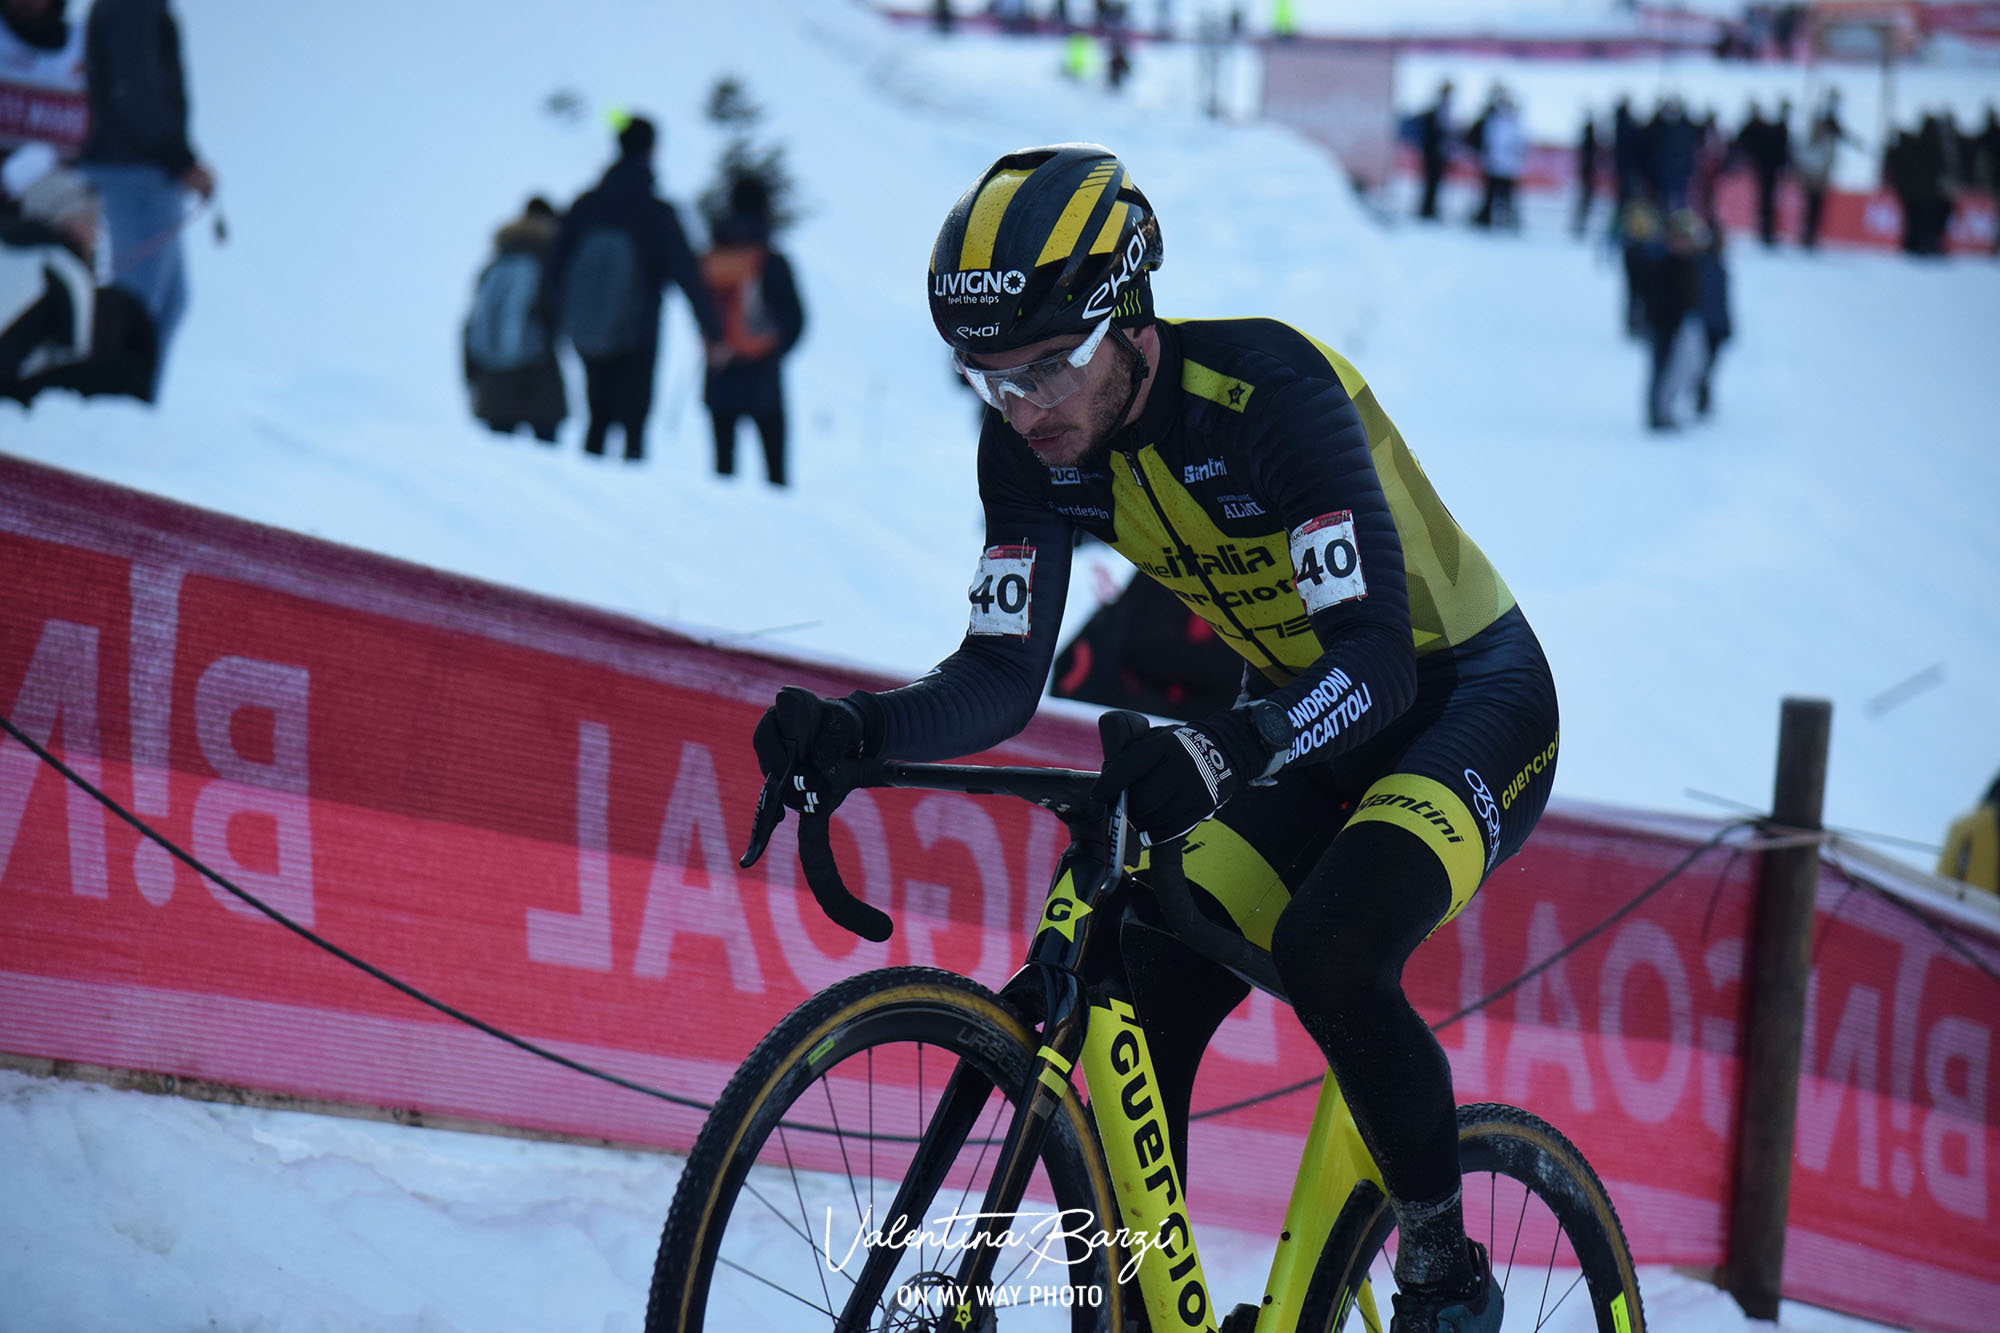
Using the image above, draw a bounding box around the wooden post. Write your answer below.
[1726,697,1832,1320]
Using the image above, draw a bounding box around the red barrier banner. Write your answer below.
[2,455,1994,1329]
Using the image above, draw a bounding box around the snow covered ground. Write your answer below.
[0,1067,1897,1332]
[3,0,1997,1328]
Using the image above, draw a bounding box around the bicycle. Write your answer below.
[646,711,1645,1333]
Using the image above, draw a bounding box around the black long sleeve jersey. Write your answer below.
[853,317,1518,775]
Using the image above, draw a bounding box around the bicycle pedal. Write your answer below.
[1217,1302,1262,1333]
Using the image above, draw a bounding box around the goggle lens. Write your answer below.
[955,318,1113,411]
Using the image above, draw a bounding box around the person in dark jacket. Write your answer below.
[1733,99,1792,246]
[1611,96,1641,217]
[1572,113,1601,237]
[547,115,722,462]
[1624,203,1702,431]
[1642,96,1699,213]
[699,176,805,486]
[1691,229,1731,418]
[463,196,567,443]
[1413,80,1454,221]
[76,0,215,402]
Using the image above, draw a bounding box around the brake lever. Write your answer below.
[739,769,786,870]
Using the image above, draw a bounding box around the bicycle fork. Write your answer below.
[830,853,1112,1332]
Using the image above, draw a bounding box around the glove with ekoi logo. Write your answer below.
[1092,704,1289,845]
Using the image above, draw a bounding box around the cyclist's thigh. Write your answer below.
[1348,611,1560,928]
[1183,767,1349,948]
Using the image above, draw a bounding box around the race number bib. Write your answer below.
[1289,512,1367,612]
[968,544,1035,636]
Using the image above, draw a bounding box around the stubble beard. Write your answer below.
[1024,343,1138,470]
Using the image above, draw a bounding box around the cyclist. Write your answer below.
[750,143,1558,1333]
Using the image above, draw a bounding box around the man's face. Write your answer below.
[962,328,1135,469]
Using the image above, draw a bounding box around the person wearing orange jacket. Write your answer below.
[699,175,805,486]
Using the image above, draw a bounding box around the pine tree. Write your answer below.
[698,76,804,235]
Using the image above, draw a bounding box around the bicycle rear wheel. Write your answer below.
[645,967,1124,1333]
[1302,1103,1645,1333]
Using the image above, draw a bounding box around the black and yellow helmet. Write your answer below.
[929,144,1163,356]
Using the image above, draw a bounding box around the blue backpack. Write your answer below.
[464,251,549,373]
[562,226,647,359]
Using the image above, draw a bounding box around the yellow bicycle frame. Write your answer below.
[1077,998,1386,1333]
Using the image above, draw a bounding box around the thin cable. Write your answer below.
[0,711,714,1115]
[1192,819,1758,1120]
[1822,847,2000,990]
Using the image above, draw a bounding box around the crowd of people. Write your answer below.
[1407,75,2000,432]
[460,115,806,483]
[1,0,218,408]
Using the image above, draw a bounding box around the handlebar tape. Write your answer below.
[797,813,895,942]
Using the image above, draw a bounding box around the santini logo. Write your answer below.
[1182,457,1227,483]
[935,269,1027,298]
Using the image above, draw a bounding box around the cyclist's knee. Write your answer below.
[1270,820,1453,1010]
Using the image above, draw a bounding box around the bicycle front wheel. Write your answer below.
[1302,1102,1646,1333]
[645,967,1125,1333]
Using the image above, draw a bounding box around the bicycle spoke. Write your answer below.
[740,1177,823,1252]
[868,1047,877,1243]
[1529,1268,1587,1331]
[779,1123,840,1319]
[714,1251,839,1319]
[1502,1179,1529,1292]
[818,1073,869,1226]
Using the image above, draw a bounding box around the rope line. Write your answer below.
[0,712,714,1115]
[16,712,1975,1134]
[1192,819,1758,1121]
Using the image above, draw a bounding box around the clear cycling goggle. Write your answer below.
[953,317,1112,411]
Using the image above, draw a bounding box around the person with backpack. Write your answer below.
[462,196,566,443]
[699,176,805,486]
[547,115,721,462]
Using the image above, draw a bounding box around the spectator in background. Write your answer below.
[1106,30,1132,89]
[1413,80,1454,221]
[1795,91,1857,252]
[1975,104,2000,255]
[548,115,721,462]
[1623,202,1703,431]
[463,196,567,445]
[1471,86,1525,229]
[0,0,88,179]
[1733,98,1792,246]
[1937,772,2000,894]
[1611,95,1642,217]
[77,0,217,403]
[1051,575,1245,721]
[1689,106,1730,225]
[1691,227,1731,418]
[1,145,154,403]
[699,175,805,488]
[1890,112,1957,257]
[1642,95,1699,212]
[1572,113,1601,237]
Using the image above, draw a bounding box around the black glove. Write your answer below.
[751,686,865,812]
[742,687,893,941]
[1091,707,1278,845]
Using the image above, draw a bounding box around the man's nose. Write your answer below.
[1002,394,1049,433]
